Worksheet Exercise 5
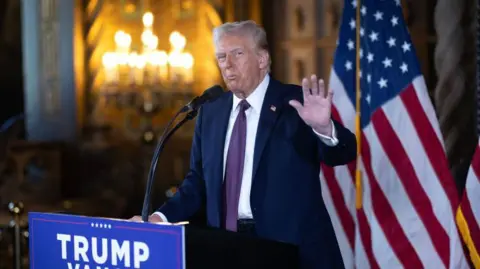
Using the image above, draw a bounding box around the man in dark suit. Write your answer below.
[132,20,356,268]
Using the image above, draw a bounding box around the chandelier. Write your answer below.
[91,12,196,143]
[101,12,194,88]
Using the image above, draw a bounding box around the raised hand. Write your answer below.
[289,74,333,136]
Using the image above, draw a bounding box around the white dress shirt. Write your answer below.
[154,74,338,222]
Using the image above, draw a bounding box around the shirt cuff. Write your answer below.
[312,120,339,146]
[152,211,168,222]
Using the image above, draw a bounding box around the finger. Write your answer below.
[129,216,142,222]
[310,74,319,95]
[289,100,303,112]
[301,77,311,100]
[149,214,165,223]
[318,79,325,98]
[326,85,334,102]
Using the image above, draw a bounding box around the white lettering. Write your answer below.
[111,239,130,267]
[60,235,150,268]
[67,263,79,269]
[57,234,71,260]
[91,237,108,264]
[74,236,89,262]
[67,264,112,269]
[133,242,149,268]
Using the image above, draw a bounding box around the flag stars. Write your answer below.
[383,57,392,68]
[361,5,367,16]
[400,62,408,73]
[374,11,383,21]
[91,223,112,229]
[360,49,364,58]
[351,0,357,8]
[345,60,353,70]
[369,31,378,42]
[391,16,399,26]
[387,37,396,47]
[378,78,388,88]
[347,39,355,50]
[367,74,372,83]
[395,0,401,6]
[349,19,356,29]
[360,27,365,36]
[402,41,411,52]
[367,52,374,63]
[365,94,371,104]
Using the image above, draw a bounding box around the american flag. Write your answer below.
[320,0,469,268]
[457,138,480,268]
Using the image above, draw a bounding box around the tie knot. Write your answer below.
[239,100,250,111]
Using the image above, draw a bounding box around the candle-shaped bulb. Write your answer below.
[142,12,154,27]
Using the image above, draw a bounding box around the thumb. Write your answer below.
[289,100,303,112]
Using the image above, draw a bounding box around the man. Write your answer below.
[132,20,356,268]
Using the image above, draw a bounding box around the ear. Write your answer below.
[258,50,270,70]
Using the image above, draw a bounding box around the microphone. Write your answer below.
[180,85,224,113]
[141,85,225,222]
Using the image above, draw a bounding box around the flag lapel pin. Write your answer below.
[270,105,276,112]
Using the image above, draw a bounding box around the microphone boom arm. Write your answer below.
[140,109,198,222]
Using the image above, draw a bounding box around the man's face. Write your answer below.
[215,34,264,96]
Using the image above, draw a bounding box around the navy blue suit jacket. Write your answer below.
[158,78,357,269]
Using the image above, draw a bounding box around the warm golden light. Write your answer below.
[114,30,132,49]
[102,52,117,68]
[101,12,194,86]
[142,12,154,27]
[169,31,186,51]
[127,53,147,68]
[168,51,183,67]
[182,53,194,69]
[149,51,169,66]
[141,30,158,50]
[127,52,138,67]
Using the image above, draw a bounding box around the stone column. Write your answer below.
[434,0,477,190]
[249,0,262,23]
[21,0,85,142]
[224,0,235,22]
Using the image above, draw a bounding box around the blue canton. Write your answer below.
[333,0,422,127]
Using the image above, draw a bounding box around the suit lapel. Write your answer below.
[252,79,284,180]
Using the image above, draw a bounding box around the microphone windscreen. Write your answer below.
[204,85,224,101]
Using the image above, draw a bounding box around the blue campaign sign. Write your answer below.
[28,212,185,269]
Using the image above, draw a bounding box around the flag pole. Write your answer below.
[355,0,362,209]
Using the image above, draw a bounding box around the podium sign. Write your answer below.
[29,212,185,269]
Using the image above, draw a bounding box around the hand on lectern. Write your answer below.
[129,214,165,223]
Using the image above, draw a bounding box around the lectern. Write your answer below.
[29,212,300,269]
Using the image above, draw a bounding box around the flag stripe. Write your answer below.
[468,146,480,226]
[328,71,379,268]
[360,131,423,268]
[457,141,480,268]
[353,225,370,269]
[404,79,459,208]
[325,1,468,268]
[460,191,480,260]
[372,105,449,267]
[320,173,355,269]
[359,159,403,268]
[321,164,355,249]
[356,208,380,269]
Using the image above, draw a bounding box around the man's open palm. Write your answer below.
[289,74,333,136]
